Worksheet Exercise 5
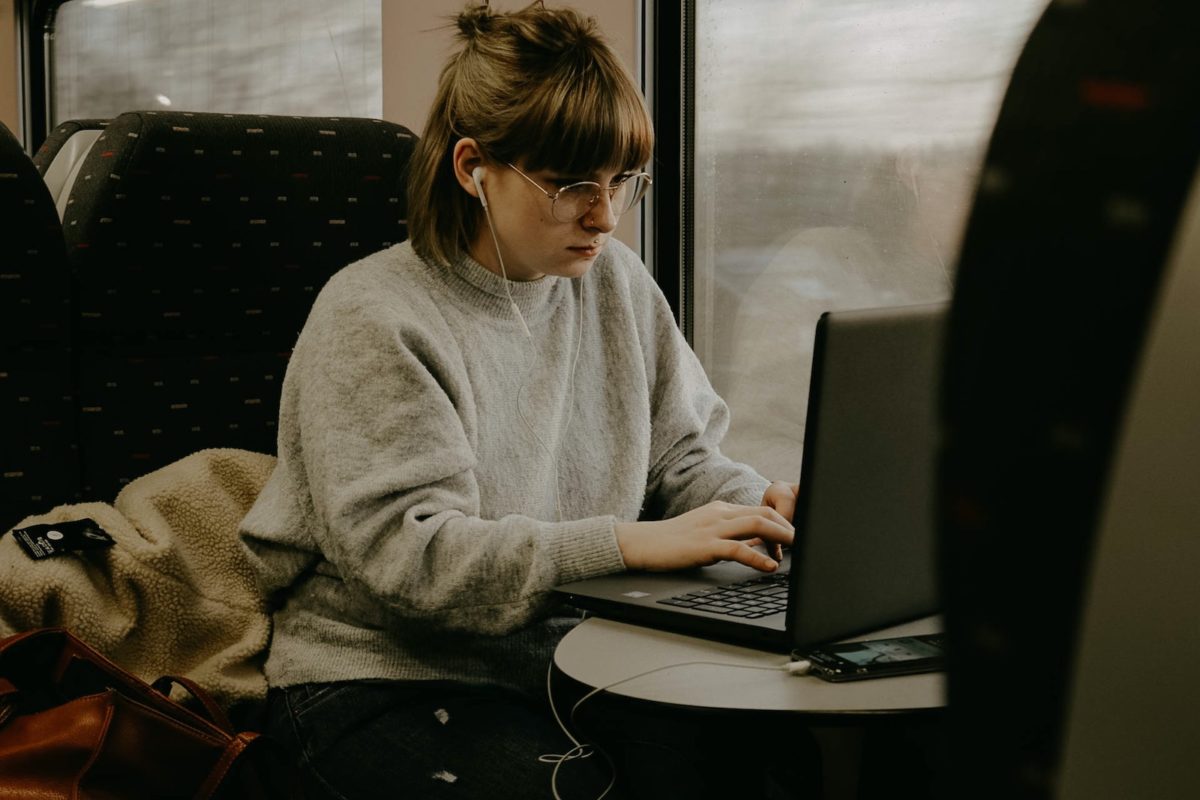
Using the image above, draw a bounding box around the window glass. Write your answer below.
[52,0,381,123]
[692,0,1049,480]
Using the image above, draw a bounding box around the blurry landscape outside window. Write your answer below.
[693,0,1049,481]
[52,0,381,124]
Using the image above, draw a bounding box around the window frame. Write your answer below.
[16,0,66,152]
[647,0,695,339]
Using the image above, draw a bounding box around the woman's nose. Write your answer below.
[583,189,618,233]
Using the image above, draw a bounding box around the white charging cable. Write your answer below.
[541,656,811,800]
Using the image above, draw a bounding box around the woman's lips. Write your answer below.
[569,243,602,257]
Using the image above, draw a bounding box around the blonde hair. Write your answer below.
[408,2,655,267]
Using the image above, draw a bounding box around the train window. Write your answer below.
[50,0,381,124]
[682,0,1050,479]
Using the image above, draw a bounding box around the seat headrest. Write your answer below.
[34,119,110,220]
[60,110,418,350]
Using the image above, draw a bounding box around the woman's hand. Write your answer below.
[759,481,800,561]
[615,501,795,573]
[761,481,800,522]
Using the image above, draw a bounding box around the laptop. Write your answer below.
[554,302,947,653]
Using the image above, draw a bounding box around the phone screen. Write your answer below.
[803,633,944,681]
[824,635,942,665]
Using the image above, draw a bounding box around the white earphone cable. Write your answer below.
[480,189,585,523]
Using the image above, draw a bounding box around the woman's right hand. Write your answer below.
[614,501,794,573]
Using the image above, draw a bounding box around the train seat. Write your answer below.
[33,118,109,220]
[55,110,418,503]
[0,121,80,532]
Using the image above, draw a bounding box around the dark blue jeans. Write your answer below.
[266,675,820,800]
[266,678,616,800]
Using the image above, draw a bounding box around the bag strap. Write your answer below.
[194,730,259,800]
[153,676,305,799]
[194,730,307,800]
[0,677,16,727]
[24,628,229,739]
[152,675,235,732]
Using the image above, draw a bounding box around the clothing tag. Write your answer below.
[9,519,115,561]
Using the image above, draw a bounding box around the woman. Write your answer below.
[241,3,799,797]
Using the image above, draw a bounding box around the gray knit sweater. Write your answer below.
[239,239,769,697]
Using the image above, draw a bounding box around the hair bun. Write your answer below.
[456,4,495,39]
[455,4,599,56]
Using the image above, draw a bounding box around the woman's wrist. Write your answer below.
[614,520,652,570]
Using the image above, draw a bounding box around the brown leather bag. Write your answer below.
[0,627,287,799]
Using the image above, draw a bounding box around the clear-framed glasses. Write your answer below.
[507,163,652,223]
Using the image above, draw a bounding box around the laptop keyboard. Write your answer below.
[657,570,790,619]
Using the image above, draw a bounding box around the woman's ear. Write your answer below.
[452,138,486,199]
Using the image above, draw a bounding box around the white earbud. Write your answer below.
[473,164,529,339]
[472,166,488,209]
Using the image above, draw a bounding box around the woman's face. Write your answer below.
[467,160,627,282]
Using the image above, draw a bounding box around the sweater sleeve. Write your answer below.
[286,281,625,636]
[627,257,771,518]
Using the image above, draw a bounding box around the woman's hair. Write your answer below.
[408,1,655,266]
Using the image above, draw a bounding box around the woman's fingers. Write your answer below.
[700,503,792,534]
[712,513,794,545]
[713,538,781,572]
[615,501,796,572]
[705,513,792,571]
[762,480,801,524]
[715,502,792,530]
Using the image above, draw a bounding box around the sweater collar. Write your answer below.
[448,251,561,318]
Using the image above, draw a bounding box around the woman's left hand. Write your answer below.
[758,481,800,561]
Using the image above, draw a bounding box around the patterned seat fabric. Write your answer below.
[0,122,79,531]
[60,110,417,501]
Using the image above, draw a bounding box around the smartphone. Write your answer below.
[799,633,945,682]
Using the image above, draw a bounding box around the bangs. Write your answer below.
[505,55,654,175]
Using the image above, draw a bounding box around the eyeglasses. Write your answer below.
[507,163,652,223]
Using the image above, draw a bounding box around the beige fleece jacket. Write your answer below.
[1,448,275,709]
